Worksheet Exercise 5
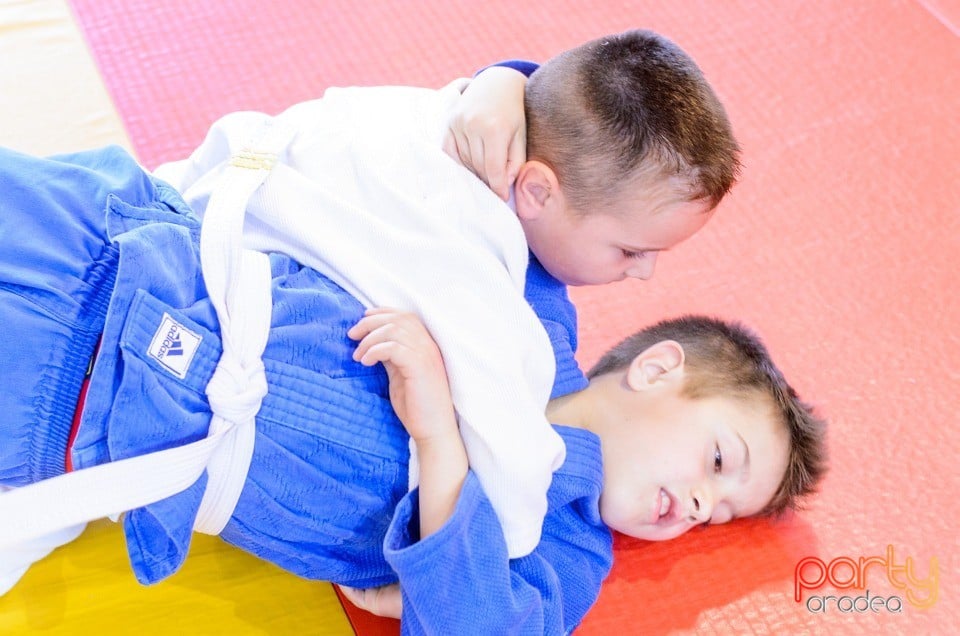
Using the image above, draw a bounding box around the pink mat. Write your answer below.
[67,0,960,633]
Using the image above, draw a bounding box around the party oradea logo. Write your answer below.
[794,545,938,614]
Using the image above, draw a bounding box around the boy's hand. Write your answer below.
[348,308,457,443]
[443,66,528,201]
[340,584,402,619]
[349,308,468,540]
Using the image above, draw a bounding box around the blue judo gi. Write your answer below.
[0,146,613,635]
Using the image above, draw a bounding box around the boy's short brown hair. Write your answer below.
[587,315,827,516]
[526,29,741,213]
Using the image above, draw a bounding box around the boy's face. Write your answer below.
[514,165,713,286]
[588,354,789,541]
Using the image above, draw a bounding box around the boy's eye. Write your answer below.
[621,249,646,260]
[713,444,723,474]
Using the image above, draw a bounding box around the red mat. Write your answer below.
[67,0,960,633]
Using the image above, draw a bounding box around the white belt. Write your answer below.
[0,121,293,549]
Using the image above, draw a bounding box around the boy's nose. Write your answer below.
[626,253,658,280]
[688,487,714,524]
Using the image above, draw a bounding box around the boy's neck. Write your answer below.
[546,381,600,431]
[547,373,629,437]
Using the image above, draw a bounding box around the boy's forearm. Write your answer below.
[415,430,469,539]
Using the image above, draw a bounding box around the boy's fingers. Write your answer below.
[340,585,362,605]
[347,307,399,339]
[447,128,475,175]
[348,308,431,368]
[356,340,400,367]
[479,125,523,201]
[442,129,463,165]
[351,316,423,367]
[374,584,403,618]
[484,136,510,200]
[364,306,399,315]
[466,133,488,185]
[351,320,399,361]
[505,128,526,189]
[340,584,402,619]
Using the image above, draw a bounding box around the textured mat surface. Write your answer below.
[0,0,130,154]
[12,0,960,633]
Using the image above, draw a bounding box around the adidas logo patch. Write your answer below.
[148,313,202,379]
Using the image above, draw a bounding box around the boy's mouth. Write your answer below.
[654,488,678,523]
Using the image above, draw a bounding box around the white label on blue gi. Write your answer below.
[148,313,202,379]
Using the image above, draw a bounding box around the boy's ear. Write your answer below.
[514,161,560,220]
[625,340,686,391]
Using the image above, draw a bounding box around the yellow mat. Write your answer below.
[2,521,352,634]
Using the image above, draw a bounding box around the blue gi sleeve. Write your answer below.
[478,59,540,78]
[384,470,612,635]
[524,256,589,399]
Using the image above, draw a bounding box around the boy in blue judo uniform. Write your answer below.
[0,146,824,631]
